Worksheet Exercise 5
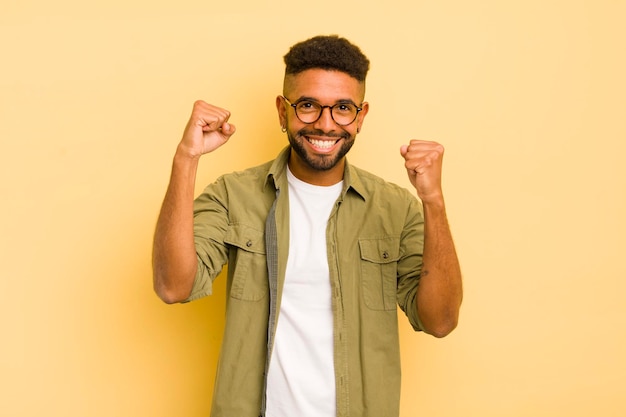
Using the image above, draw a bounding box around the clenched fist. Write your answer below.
[178,100,237,158]
[400,140,445,204]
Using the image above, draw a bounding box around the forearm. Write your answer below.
[152,149,201,303]
[416,198,463,337]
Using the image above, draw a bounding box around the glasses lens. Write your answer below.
[332,103,358,125]
[295,101,321,123]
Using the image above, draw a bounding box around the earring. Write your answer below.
[281,126,287,133]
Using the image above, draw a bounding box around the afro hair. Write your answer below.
[283,35,370,82]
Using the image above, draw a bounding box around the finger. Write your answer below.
[409,141,445,158]
[201,119,235,131]
[192,100,218,123]
[405,149,444,167]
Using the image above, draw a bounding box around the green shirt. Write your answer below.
[188,146,425,417]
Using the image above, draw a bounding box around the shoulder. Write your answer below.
[195,159,276,206]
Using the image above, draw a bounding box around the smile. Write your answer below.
[307,138,338,149]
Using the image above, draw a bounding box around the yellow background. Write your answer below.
[1,1,625,416]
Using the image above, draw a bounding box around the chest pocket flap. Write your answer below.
[224,223,267,301]
[359,237,401,310]
[224,223,266,254]
[358,237,400,263]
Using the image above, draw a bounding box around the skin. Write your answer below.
[277,69,368,186]
[152,69,462,337]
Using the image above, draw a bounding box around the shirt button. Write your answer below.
[246,240,253,247]
[382,251,389,259]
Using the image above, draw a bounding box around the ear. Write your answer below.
[276,95,287,128]
[356,101,369,133]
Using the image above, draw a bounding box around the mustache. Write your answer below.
[297,128,350,139]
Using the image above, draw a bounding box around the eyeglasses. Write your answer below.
[281,96,363,126]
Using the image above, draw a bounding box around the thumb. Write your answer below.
[222,122,236,138]
[400,144,408,157]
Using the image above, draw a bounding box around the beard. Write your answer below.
[287,128,355,171]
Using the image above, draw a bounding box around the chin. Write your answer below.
[289,133,354,171]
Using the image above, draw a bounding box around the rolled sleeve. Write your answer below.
[184,178,230,302]
[396,197,425,331]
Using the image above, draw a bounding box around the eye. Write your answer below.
[335,103,355,114]
[296,101,319,113]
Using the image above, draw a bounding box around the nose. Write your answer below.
[313,106,337,131]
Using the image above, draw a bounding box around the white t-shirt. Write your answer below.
[265,168,343,417]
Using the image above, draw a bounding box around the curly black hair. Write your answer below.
[283,35,370,82]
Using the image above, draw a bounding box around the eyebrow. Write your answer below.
[294,96,359,106]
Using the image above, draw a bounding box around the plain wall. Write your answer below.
[1,1,625,416]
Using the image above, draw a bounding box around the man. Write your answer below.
[153,35,462,417]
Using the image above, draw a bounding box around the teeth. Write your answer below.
[309,139,336,149]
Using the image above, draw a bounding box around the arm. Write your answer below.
[400,140,463,337]
[152,101,236,304]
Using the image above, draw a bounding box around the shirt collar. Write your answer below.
[265,146,367,201]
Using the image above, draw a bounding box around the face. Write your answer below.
[277,69,369,180]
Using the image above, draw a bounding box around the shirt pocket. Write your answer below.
[224,224,268,301]
[359,237,401,311]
